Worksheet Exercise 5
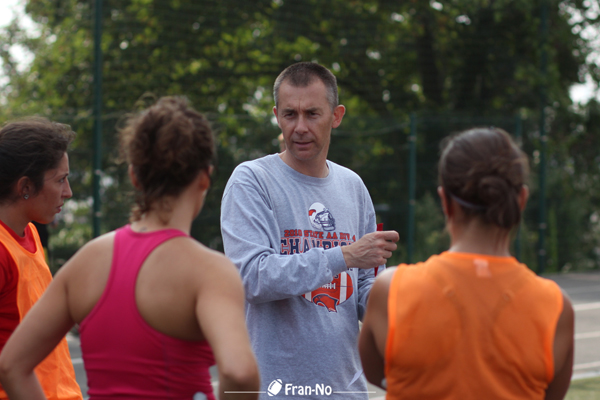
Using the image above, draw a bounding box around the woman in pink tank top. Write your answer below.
[359,127,574,399]
[0,97,260,400]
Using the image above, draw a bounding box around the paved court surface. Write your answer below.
[547,271,600,380]
[68,270,600,399]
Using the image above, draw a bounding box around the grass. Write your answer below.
[566,376,600,400]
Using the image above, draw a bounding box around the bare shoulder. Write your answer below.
[559,289,574,321]
[52,231,117,322]
[372,267,396,292]
[64,231,115,261]
[161,237,241,281]
[376,266,397,283]
[368,267,397,308]
[54,231,116,280]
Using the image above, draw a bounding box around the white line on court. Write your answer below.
[575,331,600,340]
[574,360,600,370]
[565,285,600,295]
[573,302,600,311]
[573,370,600,380]
[71,357,83,365]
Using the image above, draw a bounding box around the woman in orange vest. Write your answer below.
[0,118,82,400]
[359,127,574,400]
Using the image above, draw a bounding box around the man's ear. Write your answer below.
[332,105,346,129]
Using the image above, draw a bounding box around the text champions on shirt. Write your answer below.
[281,229,355,255]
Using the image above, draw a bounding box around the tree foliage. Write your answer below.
[1,0,599,270]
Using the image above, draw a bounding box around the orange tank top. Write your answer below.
[385,252,563,400]
[0,223,82,400]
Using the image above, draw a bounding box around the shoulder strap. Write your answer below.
[106,227,189,308]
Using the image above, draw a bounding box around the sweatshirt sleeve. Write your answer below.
[356,185,381,321]
[221,176,348,305]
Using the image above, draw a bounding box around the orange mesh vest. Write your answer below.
[385,252,563,400]
[0,223,82,400]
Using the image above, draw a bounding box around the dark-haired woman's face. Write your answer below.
[27,153,72,224]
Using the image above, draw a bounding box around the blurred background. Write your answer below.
[1,0,600,275]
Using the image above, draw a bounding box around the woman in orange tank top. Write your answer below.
[0,118,82,400]
[359,127,574,400]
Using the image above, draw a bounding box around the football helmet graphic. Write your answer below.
[308,202,336,231]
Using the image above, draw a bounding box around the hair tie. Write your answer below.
[448,191,487,211]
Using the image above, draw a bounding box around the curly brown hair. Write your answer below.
[119,96,216,221]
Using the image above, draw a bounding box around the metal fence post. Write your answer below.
[407,113,417,263]
[537,0,548,274]
[92,0,103,237]
[514,114,522,261]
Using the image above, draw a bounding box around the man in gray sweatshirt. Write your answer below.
[221,62,399,399]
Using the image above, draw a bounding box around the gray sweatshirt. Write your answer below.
[221,154,380,399]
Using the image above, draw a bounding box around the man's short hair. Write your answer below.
[273,62,339,110]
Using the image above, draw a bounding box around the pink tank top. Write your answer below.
[79,225,216,399]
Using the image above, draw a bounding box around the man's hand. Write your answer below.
[341,230,399,270]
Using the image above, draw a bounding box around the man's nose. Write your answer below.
[295,115,309,133]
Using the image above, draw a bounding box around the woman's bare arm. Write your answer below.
[194,249,260,400]
[545,291,575,400]
[359,267,395,390]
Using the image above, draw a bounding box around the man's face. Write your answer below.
[274,79,345,174]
